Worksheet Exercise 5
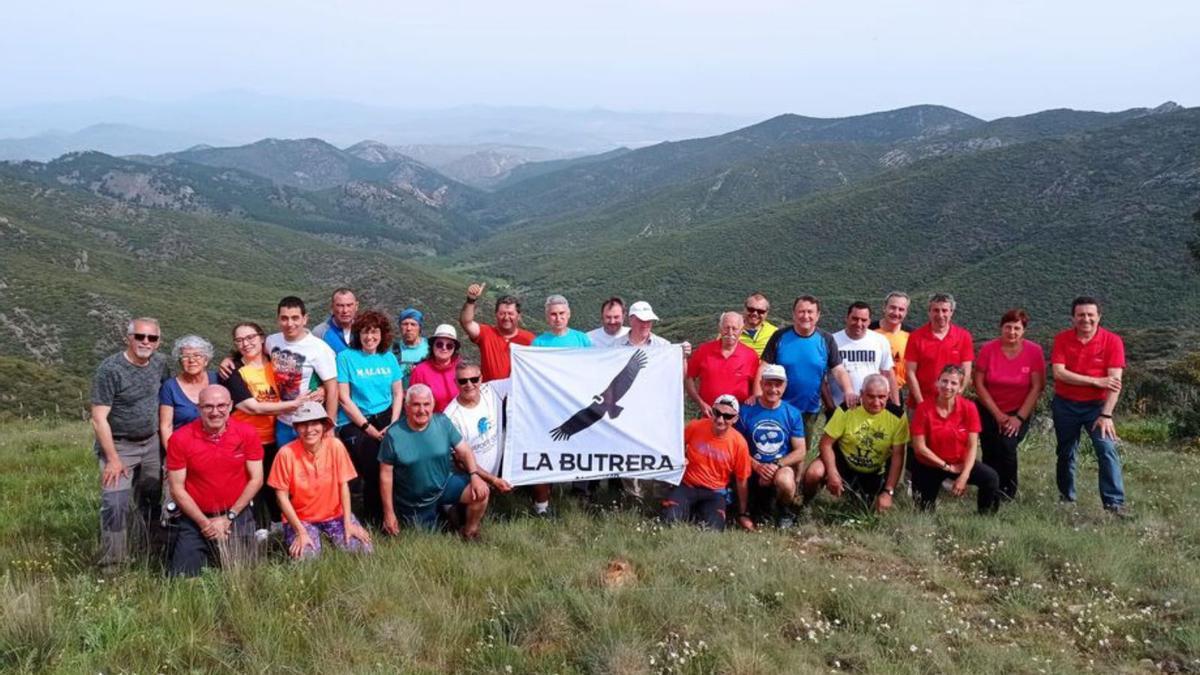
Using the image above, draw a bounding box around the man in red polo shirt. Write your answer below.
[904,292,975,409]
[459,282,535,382]
[685,312,760,418]
[166,385,264,576]
[1050,296,1128,515]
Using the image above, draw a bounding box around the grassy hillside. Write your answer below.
[1,420,1196,673]
[0,175,471,383]
[457,108,1200,334]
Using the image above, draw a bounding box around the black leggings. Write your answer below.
[912,461,1000,514]
[978,410,1030,501]
[338,410,391,528]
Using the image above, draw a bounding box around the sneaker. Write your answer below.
[254,528,270,543]
[776,514,797,529]
[532,505,555,519]
[1104,504,1133,520]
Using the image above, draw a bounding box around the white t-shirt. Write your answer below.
[586,326,630,348]
[265,331,338,426]
[444,379,510,475]
[830,329,894,406]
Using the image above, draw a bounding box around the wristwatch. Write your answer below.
[882,487,895,496]
[359,419,371,431]
[226,509,239,521]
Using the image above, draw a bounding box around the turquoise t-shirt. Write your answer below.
[336,349,402,426]
[531,329,593,348]
[392,338,430,388]
[377,415,463,511]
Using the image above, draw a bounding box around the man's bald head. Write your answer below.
[198,385,233,433]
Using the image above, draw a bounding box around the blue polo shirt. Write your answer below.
[761,327,842,413]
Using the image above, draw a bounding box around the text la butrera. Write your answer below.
[521,452,676,473]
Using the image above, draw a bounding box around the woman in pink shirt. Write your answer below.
[409,324,462,412]
[972,308,1046,501]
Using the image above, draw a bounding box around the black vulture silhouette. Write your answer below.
[550,349,648,441]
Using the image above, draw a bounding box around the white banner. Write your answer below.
[503,344,685,486]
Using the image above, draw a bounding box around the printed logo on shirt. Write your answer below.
[270,347,309,401]
[750,419,787,461]
[477,417,492,435]
[840,349,881,363]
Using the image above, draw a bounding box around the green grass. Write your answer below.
[1,421,1198,673]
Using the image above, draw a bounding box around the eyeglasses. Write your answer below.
[179,354,208,362]
[199,403,231,412]
[456,376,482,385]
[129,333,160,343]
[714,411,738,421]
[744,306,767,315]
[233,334,261,344]
[433,340,456,350]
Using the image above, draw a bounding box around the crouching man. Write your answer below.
[166,385,263,576]
[378,384,494,540]
[662,394,755,531]
[802,375,907,513]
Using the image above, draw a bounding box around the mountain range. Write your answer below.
[1,100,1197,417]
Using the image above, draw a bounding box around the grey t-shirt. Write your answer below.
[90,351,168,439]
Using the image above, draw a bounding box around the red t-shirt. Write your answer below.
[166,418,264,514]
[472,323,535,382]
[910,396,981,464]
[975,339,1046,412]
[681,419,752,490]
[904,323,975,405]
[1050,327,1125,402]
[686,340,760,405]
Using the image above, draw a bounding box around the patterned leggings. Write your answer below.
[282,515,373,558]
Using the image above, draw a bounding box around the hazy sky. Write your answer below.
[3,0,1195,119]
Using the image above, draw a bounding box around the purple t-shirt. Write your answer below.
[975,339,1045,412]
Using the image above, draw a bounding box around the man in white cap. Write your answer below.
[586,297,630,348]
[736,364,807,527]
[662,394,755,531]
[620,301,672,347]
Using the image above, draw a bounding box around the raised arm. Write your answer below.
[459,283,486,341]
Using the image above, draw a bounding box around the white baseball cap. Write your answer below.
[713,394,740,414]
[761,364,787,381]
[628,301,659,322]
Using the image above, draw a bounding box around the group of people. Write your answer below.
[91,285,1129,575]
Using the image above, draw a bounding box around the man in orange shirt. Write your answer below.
[662,395,755,531]
[871,291,913,411]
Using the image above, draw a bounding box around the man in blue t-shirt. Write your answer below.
[737,364,807,527]
[760,295,854,450]
[531,294,594,348]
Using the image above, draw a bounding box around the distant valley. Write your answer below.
[1,100,1197,418]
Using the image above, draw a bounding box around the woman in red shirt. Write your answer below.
[972,309,1045,501]
[911,365,1000,514]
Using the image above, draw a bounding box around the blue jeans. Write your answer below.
[1051,396,1125,507]
[275,420,298,447]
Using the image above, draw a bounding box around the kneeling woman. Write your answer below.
[267,402,373,558]
[910,365,1000,514]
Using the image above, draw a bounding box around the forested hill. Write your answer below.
[457,107,1200,333]
[1,102,1197,420]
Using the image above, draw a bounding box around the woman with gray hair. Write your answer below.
[158,334,218,448]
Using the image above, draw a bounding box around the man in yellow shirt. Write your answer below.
[739,292,778,357]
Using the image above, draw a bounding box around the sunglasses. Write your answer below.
[744,306,767,315]
[456,376,482,385]
[713,410,738,421]
[130,333,160,343]
[433,340,457,350]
